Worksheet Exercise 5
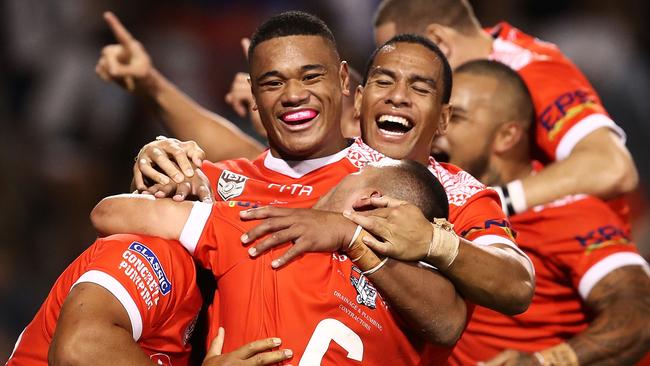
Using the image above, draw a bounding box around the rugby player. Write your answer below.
[92,160,467,364]
[5,234,292,366]
[374,0,638,220]
[438,60,650,365]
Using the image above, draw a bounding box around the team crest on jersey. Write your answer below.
[217,170,248,201]
[350,266,377,309]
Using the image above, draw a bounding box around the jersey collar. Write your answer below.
[263,147,351,178]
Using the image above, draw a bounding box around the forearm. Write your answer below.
[144,69,265,161]
[565,267,650,365]
[49,323,154,366]
[523,129,638,207]
[367,259,467,346]
[90,194,190,239]
[437,240,534,315]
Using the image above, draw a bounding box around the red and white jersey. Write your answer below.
[179,202,449,365]
[487,22,625,163]
[450,194,648,365]
[6,234,202,366]
[202,138,518,249]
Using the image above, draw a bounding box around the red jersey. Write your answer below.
[179,202,449,365]
[6,234,202,366]
[202,138,519,249]
[487,22,625,163]
[450,194,648,365]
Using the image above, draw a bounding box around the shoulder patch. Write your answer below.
[346,138,386,168]
[428,159,485,206]
[218,170,249,201]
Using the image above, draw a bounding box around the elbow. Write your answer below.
[90,198,112,235]
[596,147,639,197]
[495,262,535,316]
[501,279,534,316]
[49,331,91,366]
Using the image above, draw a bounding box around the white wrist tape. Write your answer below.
[426,218,460,270]
[492,180,527,216]
[361,257,389,276]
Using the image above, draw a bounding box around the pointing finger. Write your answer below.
[104,11,135,48]
[241,37,251,60]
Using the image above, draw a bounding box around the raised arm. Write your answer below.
[517,128,638,211]
[49,283,154,366]
[96,12,264,162]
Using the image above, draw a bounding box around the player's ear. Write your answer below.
[340,61,350,97]
[353,85,364,120]
[493,121,524,154]
[424,23,453,58]
[436,103,452,136]
[247,75,258,111]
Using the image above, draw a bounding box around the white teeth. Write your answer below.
[381,129,406,136]
[378,114,411,128]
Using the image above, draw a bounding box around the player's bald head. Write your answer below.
[455,60,534,131]
[374,0,481,36]
[320,160,448,221]
[366,160,449,220]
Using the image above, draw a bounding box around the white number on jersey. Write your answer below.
[299,318,363,365]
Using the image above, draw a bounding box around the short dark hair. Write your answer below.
[362,34,452,103]
[374,0,481,35]
[371,160,449,220]
[248,11,338,61]
[455,60,534,129]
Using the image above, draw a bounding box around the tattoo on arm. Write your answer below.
[567,265,650,365]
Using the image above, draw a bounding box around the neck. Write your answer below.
[269,138,349,161]
[487,155,532,186]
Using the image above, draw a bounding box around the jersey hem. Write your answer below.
[578,252,649,299]
[73,270,143,341]
[555,114,626,161]
[179,202,213,255]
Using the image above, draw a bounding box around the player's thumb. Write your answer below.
[241,38,251,60]
[205,327,226,358]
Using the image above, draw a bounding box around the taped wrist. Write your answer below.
[345,226,384,271]
[425,218,460,270]
[533,343,579,366]
[494,180,527,216]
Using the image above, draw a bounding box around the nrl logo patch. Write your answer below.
[350,266,378,309]
[218,170,248,201]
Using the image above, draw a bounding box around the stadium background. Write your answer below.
[1,0,648,360]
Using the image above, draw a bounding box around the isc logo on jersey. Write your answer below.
[218,170,248,201]
[350,267,378,309]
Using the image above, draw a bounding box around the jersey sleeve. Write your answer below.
[73,235,194,341]
[450,189,534,274]
[520,59,625,161]
[178,202,249,277]
[545,199,648,300]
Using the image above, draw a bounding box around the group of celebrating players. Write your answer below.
[6,0,650,365]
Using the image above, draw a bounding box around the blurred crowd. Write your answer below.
[1,0,648,359]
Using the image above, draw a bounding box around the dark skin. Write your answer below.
[481,266,650,366]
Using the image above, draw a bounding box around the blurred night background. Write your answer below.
[1,0,649,359]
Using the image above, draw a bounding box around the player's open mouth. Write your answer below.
[280,109,319,129]
[376,114,413,137]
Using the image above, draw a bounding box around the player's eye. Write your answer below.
[303,73,323,82]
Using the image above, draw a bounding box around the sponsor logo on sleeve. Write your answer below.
[575,225,631,254]
[118,241,172,309]
[461,219,517,241]
[539,89,600,140]
[217,170,248,201]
